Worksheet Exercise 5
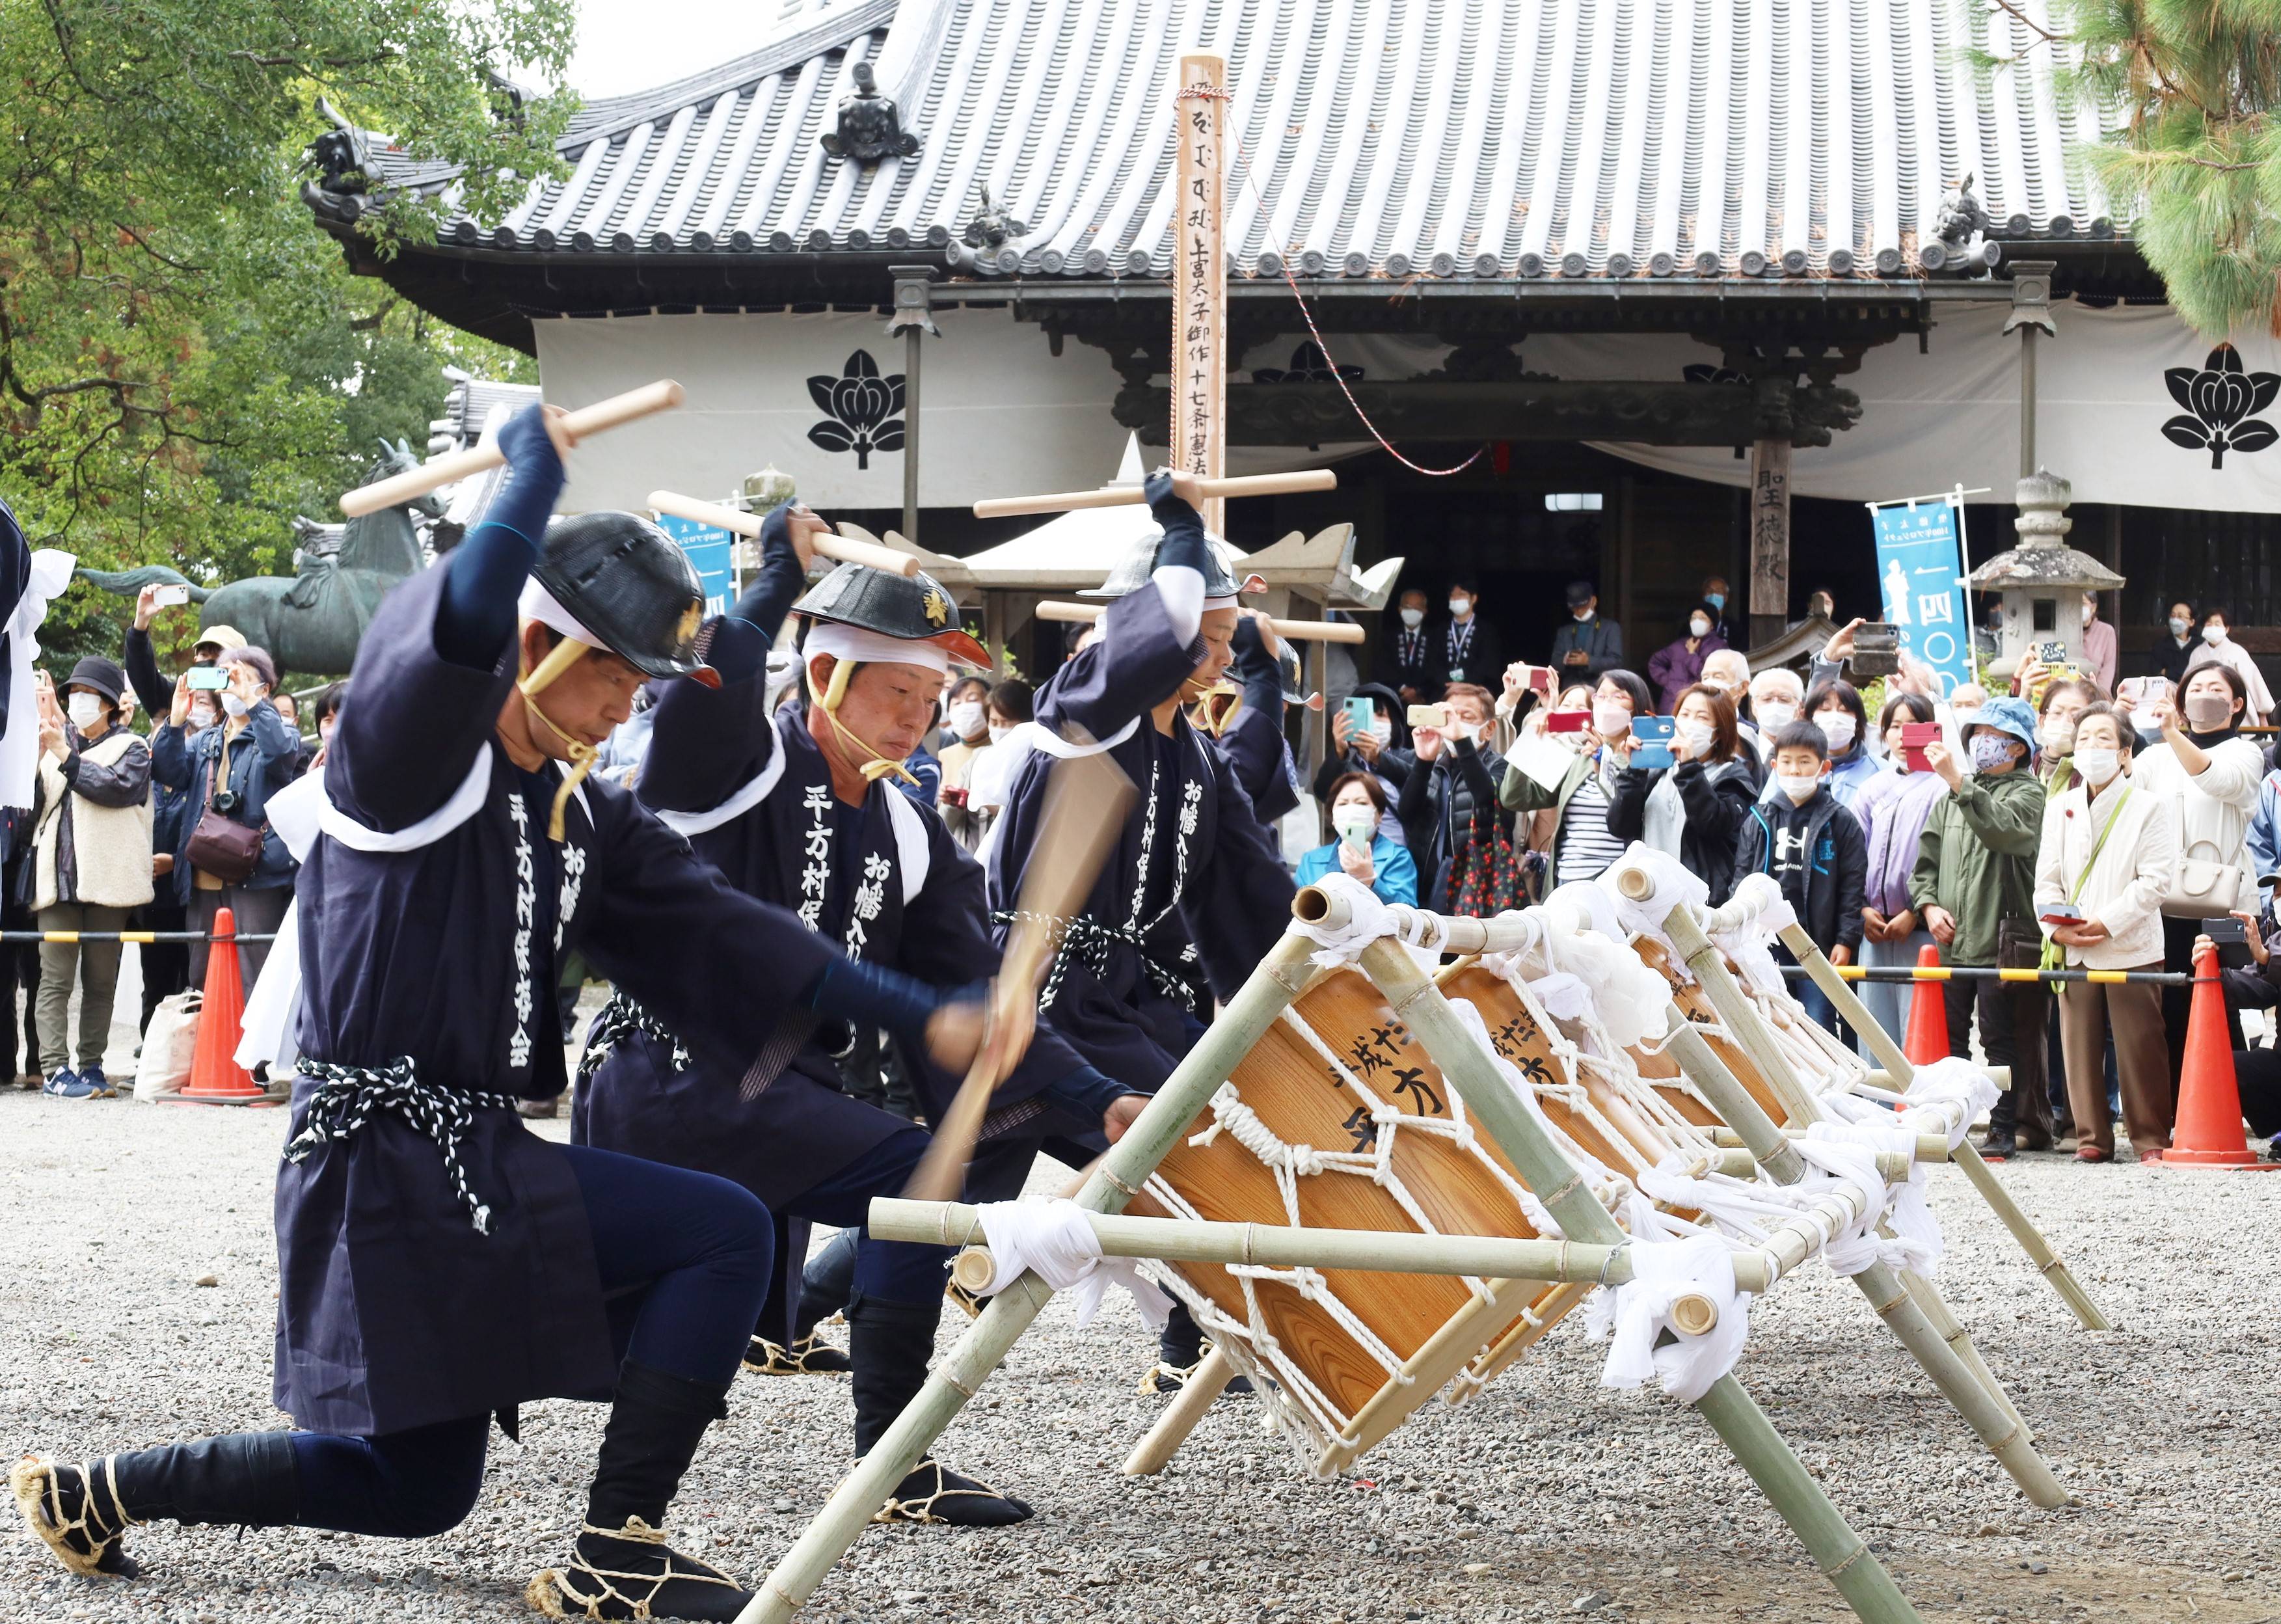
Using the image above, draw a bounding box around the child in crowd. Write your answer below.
[1735,720,1867,1033]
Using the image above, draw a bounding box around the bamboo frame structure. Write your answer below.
[1775,921,2112,1333]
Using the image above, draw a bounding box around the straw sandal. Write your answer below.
[526,1517,751,1621]
[10,1456,139,1578]
[869,1459,1033,1526]
[741,1332,851,1377]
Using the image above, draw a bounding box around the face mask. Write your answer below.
[1399,607,1425,629]
[2042,718,2076,755]
[2130,709,2163,735]
[1777,772,1821,802]
[1817,712,1857,751]
[1571,606,1593,623]
[2081,602,2097,627]
[1755,700,1797,730]
[948,700,987,738]
[221,693,250,719]
[187,703,217,731]
[2185,693,2234,731]
[1368,718,1394,745]
[1331,805,1377,843]
[2204,625,2226,645]
[1688,617,1712,639]
[66,694,102,729]
[2075,747,2121,786]
[1705,593,1725,612]
[1970,733,2017,772]
[319,719,336,743]
[1448,597,1472,619]
[2170,617,2191,638]
[1592,703,1631,738]
[1677,719,1715,755]
[987,722,1012,745]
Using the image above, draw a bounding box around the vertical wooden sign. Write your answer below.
[1749,437,1792,646]
[1174,53,1226,535]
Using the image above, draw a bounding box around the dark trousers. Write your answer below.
[268,1141,774,1538]
[1945,969,2053,1142]
[0,860,39,1077]
[137,899,191,1033]
[2232,1048,2281,1141]
[779,1127,952,1312]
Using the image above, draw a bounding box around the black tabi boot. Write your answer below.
[744,1232,856,1377]
[850,1297,1032,1527]
[526,1362,750,1621]
[1142,1301,1252,1397]
[11,1430,299,1579]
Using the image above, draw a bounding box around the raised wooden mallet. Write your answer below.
[338,380,686,517]
[902,744,1137,1204]
[1034,599,1366,643]
[647,490,919,578]
[972,468,1337,519]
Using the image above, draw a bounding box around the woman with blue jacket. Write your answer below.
[1295,772,1419,905]
[152,645,300,985]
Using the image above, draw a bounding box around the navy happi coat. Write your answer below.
[275,563,835,1438]
[575,555,1111,1205]
[986,498,1295,1094]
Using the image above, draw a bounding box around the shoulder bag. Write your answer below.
[185,731,263,885]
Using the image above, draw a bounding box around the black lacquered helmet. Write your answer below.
[533,511,711,681]
[792,563,991,668]
[1080,530,1247,601]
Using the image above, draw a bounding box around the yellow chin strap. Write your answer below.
[1187,679,1243,738]
[805,655,918,788]
[518,626,600,841]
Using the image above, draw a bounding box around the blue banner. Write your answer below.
[651,512,737,617]
[1869,500,1974,696]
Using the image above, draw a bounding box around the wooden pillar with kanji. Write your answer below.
[1174,53,1227,535]
[1749,437,1792,647]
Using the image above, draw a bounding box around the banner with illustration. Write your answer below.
[1868,497,1975,696]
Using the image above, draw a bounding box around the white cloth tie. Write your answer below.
[0,549,74,810]
[973,1198,1172,1331]
[1586,1204,1751,1404]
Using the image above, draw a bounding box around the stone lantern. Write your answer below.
[1967,468,2123,681]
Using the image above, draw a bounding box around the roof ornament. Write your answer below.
[820,59,920,166]
[307,96,375,196]
[1934,174,1995,249]
[963,183,1028,249]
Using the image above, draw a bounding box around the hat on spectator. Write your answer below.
[193,624,248,655]
[1564,580,1597,606]
[1961,694,2038,752]
[63,656,124,704]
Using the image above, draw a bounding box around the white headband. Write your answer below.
[518,578,601,647]
[803,619,954,676]
[1202,595,1238,613]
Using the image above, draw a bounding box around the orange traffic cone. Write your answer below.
[179,906,263,1103]
[1902,943,1950,1068]
[2163,941,2260,1167]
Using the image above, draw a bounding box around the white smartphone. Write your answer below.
[153,583,190,608]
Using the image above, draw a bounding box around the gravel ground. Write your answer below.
[4,1062,2278,1624]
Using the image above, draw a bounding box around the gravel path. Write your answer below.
[3,1083,2276,1624]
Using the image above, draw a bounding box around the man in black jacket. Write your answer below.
[1549,580,1624,679]
[1396,683,1508,910]
[1383,588,1438,705]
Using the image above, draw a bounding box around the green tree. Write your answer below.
[2036,0,2281,337]
[1,0,574,666]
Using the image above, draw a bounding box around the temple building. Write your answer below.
[302,0,2281,689]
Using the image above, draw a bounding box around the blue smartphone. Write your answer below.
[1630,715,1676,770]
[1343,696,1375,735]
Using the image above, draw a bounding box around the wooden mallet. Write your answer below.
[973,468,1336,519]
[338,380,686,517]
[1034,600,1366,643]
[647,491,920,578]
[902,745,1137,1204]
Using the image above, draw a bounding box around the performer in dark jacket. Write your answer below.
[1200,613,1300,830]
[985,470,1297,1387]
[577,509,1135,1526]
[11,405,980,1621]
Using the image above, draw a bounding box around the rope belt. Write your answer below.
[284,1058,520,1235]
[576,991,691,1083]
[991,910,1199,1011]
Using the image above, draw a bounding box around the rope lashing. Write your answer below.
[284,1057,519,1235]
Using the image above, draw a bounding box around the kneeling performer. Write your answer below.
[576,504,1140,1526]
[12,406,980,1621]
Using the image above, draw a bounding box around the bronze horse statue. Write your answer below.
[76,440,446,677]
